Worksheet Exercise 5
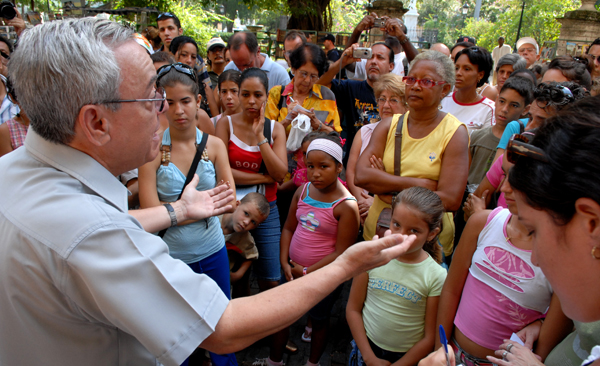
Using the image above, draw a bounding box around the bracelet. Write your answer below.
[303,267,308,276]
[398,37,409,45]
[163,203,177,227]
[317,123,323,132]
[257,138,269,146]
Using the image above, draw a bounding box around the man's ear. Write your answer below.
[76,105,111,147]
[178,28,183,36]
[388,61,394,73]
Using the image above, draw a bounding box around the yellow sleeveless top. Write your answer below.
[363,112,466,255]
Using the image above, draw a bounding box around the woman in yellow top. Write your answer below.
[265,43,341,136]
[355,50,469,258]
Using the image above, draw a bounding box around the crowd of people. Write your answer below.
[1,9,600,366]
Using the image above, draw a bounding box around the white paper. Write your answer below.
[510,333,525,346]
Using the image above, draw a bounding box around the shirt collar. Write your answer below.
[24,129,129,212]
[260,53,273,71]
[284,79,323,100]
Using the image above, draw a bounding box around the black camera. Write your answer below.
[0,1,16,20]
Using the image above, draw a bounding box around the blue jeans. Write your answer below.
[251,201,281,282]
[185,246,238,366]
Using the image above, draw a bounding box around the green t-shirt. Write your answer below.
[468,126,500,185]
[363,256,447,352]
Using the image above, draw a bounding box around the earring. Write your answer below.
[592,246,600,260]
[438,103,443,110]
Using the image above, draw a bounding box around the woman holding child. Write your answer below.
[356,50,468,259]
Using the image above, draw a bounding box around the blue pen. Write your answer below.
[439,325,451,366]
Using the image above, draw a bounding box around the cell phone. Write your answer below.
[353,47,372,59]
[373,18,385,28]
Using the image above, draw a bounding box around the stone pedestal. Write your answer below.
[556,0,600,55]
[365,0,408,43]
[404,7,419,41]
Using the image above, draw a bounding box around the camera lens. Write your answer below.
[0,1,16,20]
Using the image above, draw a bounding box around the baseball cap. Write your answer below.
[516,37,539,54]
[319,33,335,43]
[207,37,226,51]
[456,36,476,44]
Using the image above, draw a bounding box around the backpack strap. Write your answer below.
[258,118,272,174]
[393,114,405,176]
[517,119,525,134]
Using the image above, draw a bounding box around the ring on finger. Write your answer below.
[506,343,514,353]
[502,351,509,360]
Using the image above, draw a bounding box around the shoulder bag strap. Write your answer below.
[517,119,525,134]
[393,114,405,176]
[158,132,209,238]
[277,84,286,111]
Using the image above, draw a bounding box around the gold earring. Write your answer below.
[592,246,600,260]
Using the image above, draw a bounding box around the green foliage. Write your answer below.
[461,0,580,50]
[330,0,366,32]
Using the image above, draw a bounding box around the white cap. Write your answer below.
[516,37,539,54]
[207,37,226,51]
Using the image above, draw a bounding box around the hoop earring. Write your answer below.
[592,246,600,260]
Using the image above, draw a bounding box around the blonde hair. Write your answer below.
[373,73,407,106]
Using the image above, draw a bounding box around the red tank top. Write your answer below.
[227,116,277,202]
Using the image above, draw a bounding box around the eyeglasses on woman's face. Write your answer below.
[402,76,446,88]
[377,97,401,106]
[296,70,319,83]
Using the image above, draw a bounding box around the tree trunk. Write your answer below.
[286,0,332,31]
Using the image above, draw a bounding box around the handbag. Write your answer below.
[375,114,405,239]
[235,117,272,200]
[158,131,209,238]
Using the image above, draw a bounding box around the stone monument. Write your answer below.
[403,0,419,43]
[556,0,600,55]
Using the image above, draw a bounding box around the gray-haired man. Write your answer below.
[0,18,414,366]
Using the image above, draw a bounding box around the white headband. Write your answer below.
[307,139,343,164]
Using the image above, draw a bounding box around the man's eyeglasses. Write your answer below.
[403,76,446,88]
[102,87,166,112]
[518,47,536,54]
[296,70,319,82]
[377,97,401,106]
[157,62,197,84]
[506,133,548,164]
[535,84,574,109]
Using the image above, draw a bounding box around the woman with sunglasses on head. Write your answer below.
[215,68,288,293]
[441,46,495,135]
[0,78,28,157]
[356,50,469,260]
[464,81,588,221]
[437,147,568,366]
[138,63,237,366]
[483,97,600,366]
[346,73,407,226]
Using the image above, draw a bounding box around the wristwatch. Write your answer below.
[163,203,177,227]
[257,138,269,146]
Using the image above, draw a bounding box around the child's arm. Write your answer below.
[346,272,390,366]
[230,259,253,283]
[533,294,574,361]
[392,296,440,366]
[280,186,301,281]
[291,198,360,278]
[436,209,488,348]
[278,179,298,192]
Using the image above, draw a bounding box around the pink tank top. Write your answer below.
[289,183,355,267]
[454,208,552,350]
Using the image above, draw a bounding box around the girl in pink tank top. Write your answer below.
[268,134,359,366]
[438,153,566,365]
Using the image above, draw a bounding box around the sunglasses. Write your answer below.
[535,84,574,109]
[403,76,446,88]
[157,62,197,84]
[157,12,175,20]
[0,50,9,60]
[506,133,548,164]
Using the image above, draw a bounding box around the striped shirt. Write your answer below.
[0,76,19,125]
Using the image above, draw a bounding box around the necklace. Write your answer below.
[505,217,532,243]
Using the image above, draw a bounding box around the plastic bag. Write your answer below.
[286,114,312,152]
